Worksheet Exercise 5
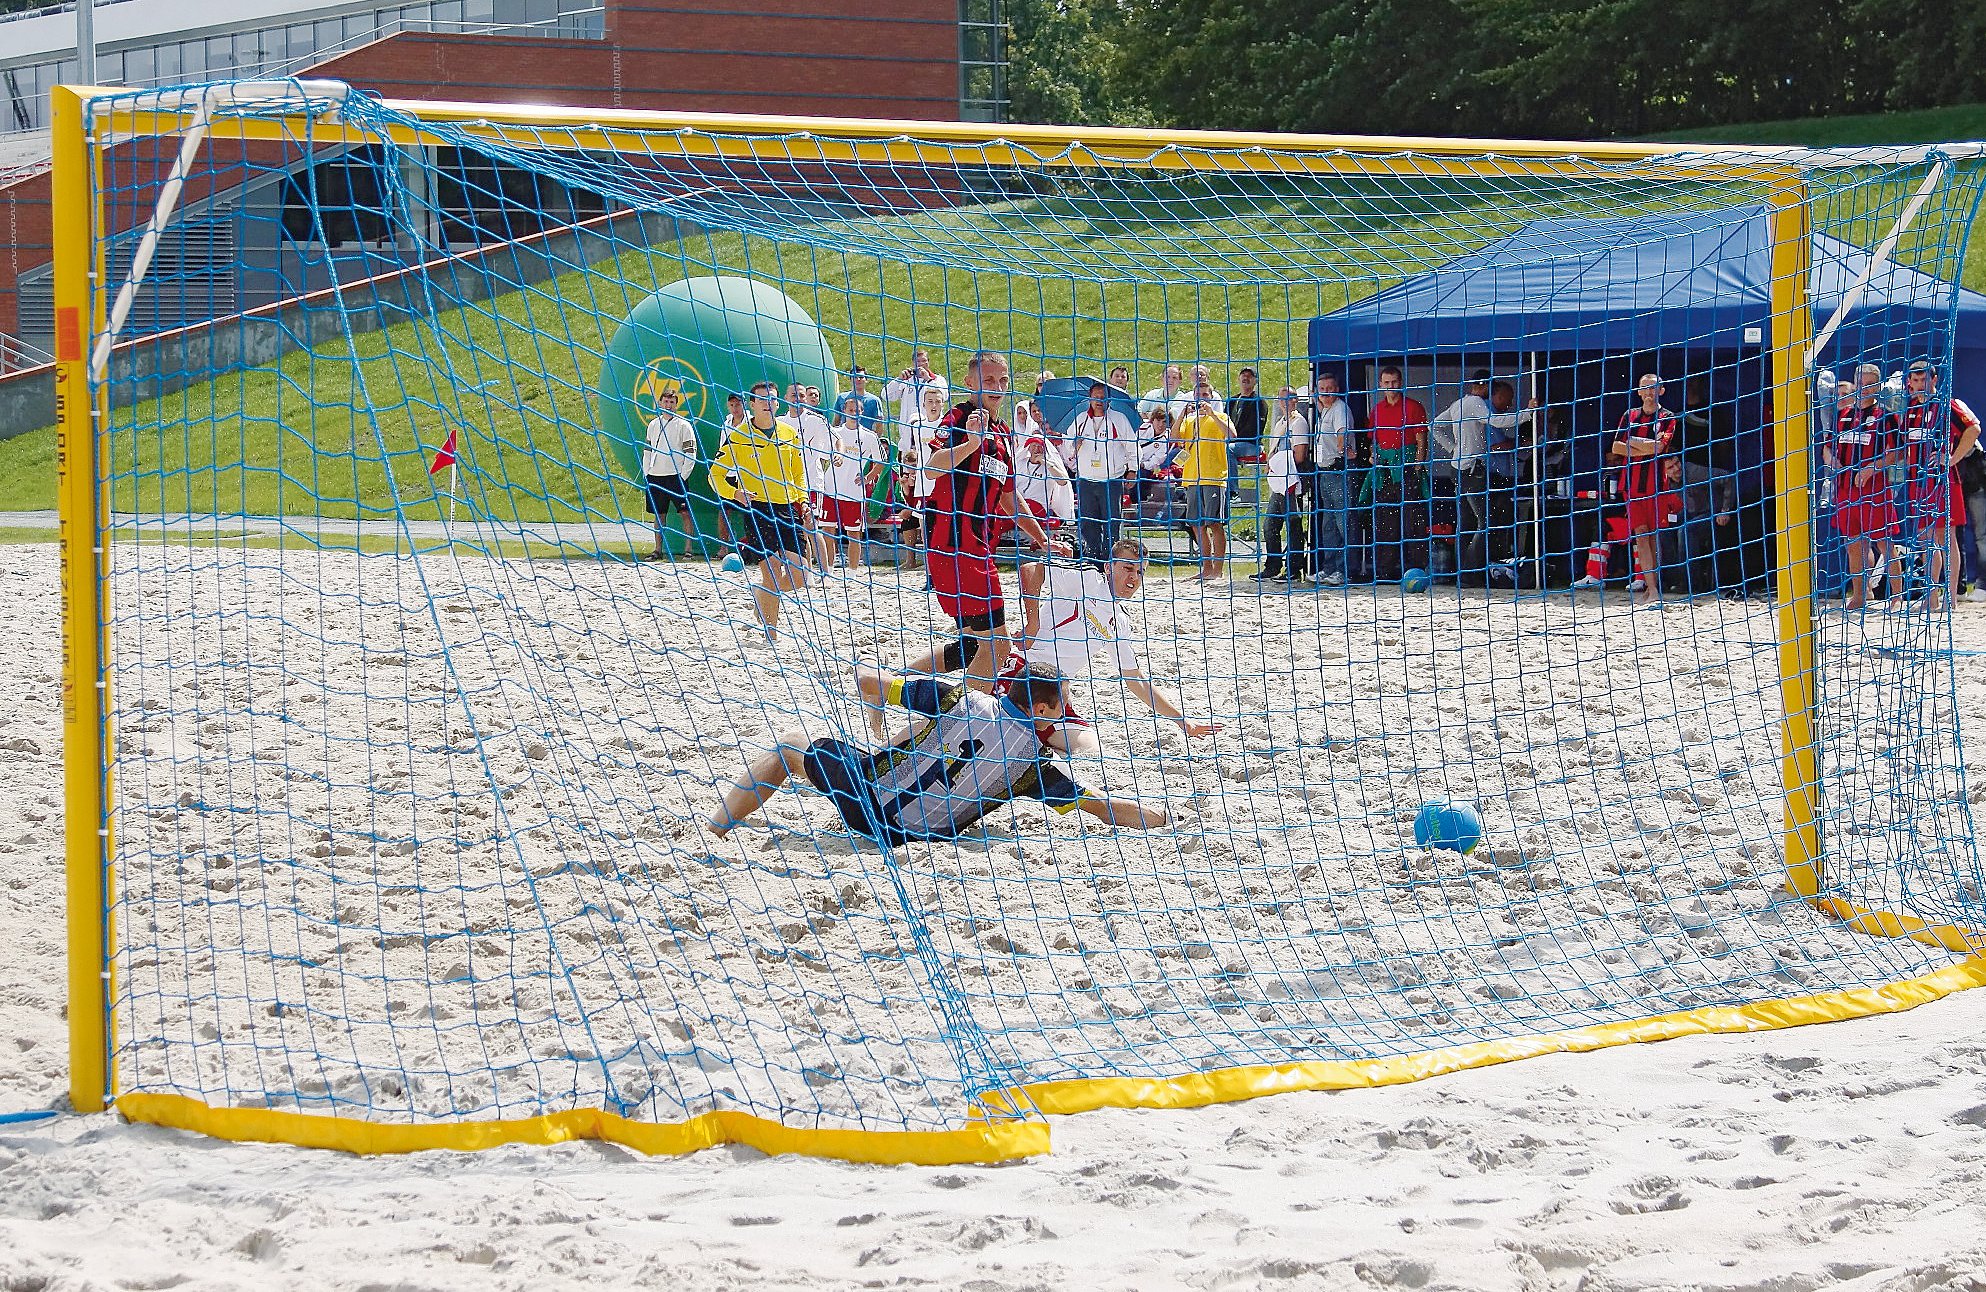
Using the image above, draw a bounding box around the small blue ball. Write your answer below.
[1400,567,1432,593]
[1414,800,1483,854]
[719,553,746,573]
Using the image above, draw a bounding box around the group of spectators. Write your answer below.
[638,347,1981,609]
[1821,359,1981,612]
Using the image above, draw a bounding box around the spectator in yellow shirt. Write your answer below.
[710,380,811,641]
[1173,377,1234,581]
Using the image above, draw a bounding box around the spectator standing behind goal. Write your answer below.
[1173,378,1235,582]
[885,349,949,448]
[1307,372,1351,587]
[1829,363,1904,612]
[1432,369,1494,585]
[1902,359,1981,610]
[709,381,810,642]
[846,366,885,435]
[820,395,887,569]
[1483,380,1536,583]
[1365,365,1428,583]
[1068,379,1137,563]
[639,387,701,560]
[1227,366,1268,501]
[1255,386,1309,584]
[1139,364,1184,421]
[1607,373,1680,607]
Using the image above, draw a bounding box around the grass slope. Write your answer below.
[0,146,1977,522]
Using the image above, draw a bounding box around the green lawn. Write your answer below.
[1,129,1980,523]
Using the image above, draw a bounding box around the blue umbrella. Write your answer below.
[1033,376,1143,439]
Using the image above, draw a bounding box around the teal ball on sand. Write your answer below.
[598,276,841,551]
[1401,568,1432,592]
[719,553,746,573]
[1414,800,1483,854]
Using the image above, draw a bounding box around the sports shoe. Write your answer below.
[1966,586,1986,603]
[1571,574,1604,589]
[1251,568,1283,581]
[1318,572,1346,588]
[1626,577,1647,593]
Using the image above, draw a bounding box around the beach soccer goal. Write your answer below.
[54,79,1986,1162]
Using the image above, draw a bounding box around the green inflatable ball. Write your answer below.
[598,276,841,547]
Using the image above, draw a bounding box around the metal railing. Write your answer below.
[0,331,55,375]
[0,3,604,141]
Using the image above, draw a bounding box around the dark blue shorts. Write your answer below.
[800,738,903,845]
[734,501,805,562]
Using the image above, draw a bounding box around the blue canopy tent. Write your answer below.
[1308,207,1986,592]
[1307,206,1986,386]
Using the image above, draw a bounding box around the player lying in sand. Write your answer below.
[864,539,1220,757]
[709,663,1166,842]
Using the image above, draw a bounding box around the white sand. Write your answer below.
[3,538,1985,1289]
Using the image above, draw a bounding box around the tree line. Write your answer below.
[1006,0,1986,138]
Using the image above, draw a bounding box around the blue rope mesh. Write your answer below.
[81,82,1986,1154]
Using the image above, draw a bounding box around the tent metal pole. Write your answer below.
[1530,351,1544,586]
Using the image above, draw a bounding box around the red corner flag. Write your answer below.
[428,428,457,476]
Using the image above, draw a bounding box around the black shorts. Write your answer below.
[733,501,806,562]
[800,738,903,844]
[644,473,692,516]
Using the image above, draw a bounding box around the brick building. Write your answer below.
[0,0,1007,372]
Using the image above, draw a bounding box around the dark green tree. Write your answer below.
[1005,0,1151,126]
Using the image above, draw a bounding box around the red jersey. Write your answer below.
[1368,396,1427,453]
[1613,405,1678,499]
[1834,402,1896,472]
[927,400,1015,558]
[1901,396,1951,478]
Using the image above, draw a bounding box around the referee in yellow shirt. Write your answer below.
[710,380,810,642]
[1173,376,1234,581]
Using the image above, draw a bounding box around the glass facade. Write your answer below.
[957,0,1006,123]
[0,0,603,133]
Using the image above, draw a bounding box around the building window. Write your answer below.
[957,0,1007,123]
[433,147,606,245]
[281,146,393,247]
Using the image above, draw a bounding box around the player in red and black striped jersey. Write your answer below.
[1901,359,1983,610]
[912,350,1061,692]
[1828,363,1905,612]
[1607,373,1680,605]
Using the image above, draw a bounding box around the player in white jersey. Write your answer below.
[860,539,1220,756]
[708,663,1165,842]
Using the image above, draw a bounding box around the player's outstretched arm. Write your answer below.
[852,665,909,739]
[1122,669,1220,738]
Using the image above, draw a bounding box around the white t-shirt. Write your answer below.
[1026,564,1141,677]
[795,410,832,493]
[822,421,884,501]
[1014,449,1075,523]
[886,373,950,435]
[900,416,945,501]
[1434,392,1491,467]
[1138,386,1181,420]
[1310,398,1350,468]
[1068,407,1136,481]
[1265,411,1309,495]
[642,412,698,478]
